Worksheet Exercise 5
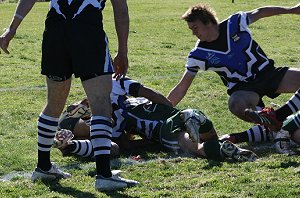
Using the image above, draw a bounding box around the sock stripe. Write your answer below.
[37,114,58,152]
[38,124,57,132]
[90,134,112,139]
[93,146,112,151]
[91,119,112,127]
[37,126,55,133]
[259,126,265,142]
[91,129,112,135]
[288,101,298,113]
[73,141,81,153]
[90,116,112,156]
[38,116,59,126]
[38,142,52,149]
[247,125,268,142]
[295,115,300,128]
[295,91,300,100]
[286,90,300,113]
[82,141,92,157]
[37,131,55,139]
[248,128,255,142]
[81,141,89,156]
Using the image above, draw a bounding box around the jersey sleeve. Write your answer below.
[236,11,251,31]
[112,77,142,97]
[185,45,206,75]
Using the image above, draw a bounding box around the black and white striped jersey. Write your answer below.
[111,77,180,141]
[48,0,106,19]
[186,11,274,90]
[110,77,141,138]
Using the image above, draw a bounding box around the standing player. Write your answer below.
[167,3,300,131]
[0,0,137,191]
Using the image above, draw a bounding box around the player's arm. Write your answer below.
[138,85,173,107]
[0,0,37,54]
[247,3,300,24]
[110,0,129,79]
[167,71,195,107]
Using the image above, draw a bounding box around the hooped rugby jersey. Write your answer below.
[124,98,179,144]
[110,77,141,138]
[111,77,180,145]
[186,12,274,90]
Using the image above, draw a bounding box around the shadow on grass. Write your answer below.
[242,142,300,157]
[202,160,223,169]
[61,140,300,177]
[43,181,97,198]
[43,180,139,198]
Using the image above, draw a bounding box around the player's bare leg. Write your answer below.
[228,90,260,121]
[82,75,138,191]
[32,77,72,181]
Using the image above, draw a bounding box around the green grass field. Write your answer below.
[0,0,300,197]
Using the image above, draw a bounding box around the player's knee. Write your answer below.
[198,118,213,134]
[185,109,214,134]
[228,98,246,117]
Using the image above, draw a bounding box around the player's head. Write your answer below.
[182,4,218,25]
[182,4,219,41]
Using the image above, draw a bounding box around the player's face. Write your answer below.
[187,20,210,41]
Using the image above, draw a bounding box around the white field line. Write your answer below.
[0,74,183,92]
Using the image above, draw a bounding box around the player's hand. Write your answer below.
[290,3,300,14]
[0,28,16,54]
[113,53,128,80]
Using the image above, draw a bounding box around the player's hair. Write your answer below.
[182,4,218,25]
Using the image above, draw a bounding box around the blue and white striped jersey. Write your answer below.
[186,12,274,90]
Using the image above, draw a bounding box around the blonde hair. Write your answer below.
[182,4,218,25]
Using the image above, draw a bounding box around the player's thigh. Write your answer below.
[81,75,112,117]
[276,68,300,93]
[228,90,260,109]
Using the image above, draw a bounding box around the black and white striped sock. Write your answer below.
[37,113,58,170]
[247,125,272,142]
[276,89,300,121]
[90,116,112,177]
[69,140,94,158]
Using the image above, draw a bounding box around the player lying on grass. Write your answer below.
[53,76,258,162]
[220,111,300,155]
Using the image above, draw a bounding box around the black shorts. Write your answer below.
[228,66,289,99]
[41,6,114,80]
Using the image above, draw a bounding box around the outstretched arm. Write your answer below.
[138,85,173,107]
[167,71,195,107]
[110,0,130,79]
[0,0,37,54]
[247,3,300,24]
